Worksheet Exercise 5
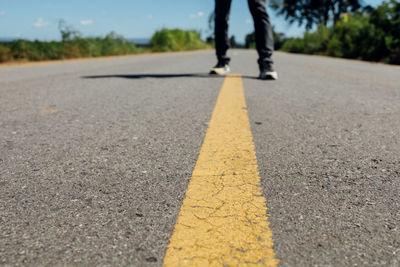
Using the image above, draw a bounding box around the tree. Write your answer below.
[58,19,81,41]
[368,0,400,64]
[270,0,363,29]
[278,0,400,65]
[245,32,256,49]
[229,35,237,48]
[245,28,286,50]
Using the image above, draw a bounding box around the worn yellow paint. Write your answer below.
[41,109,59,115]
[163,75,278,266]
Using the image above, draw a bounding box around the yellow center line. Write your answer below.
[41,109,59,115]
[163,75,278,266]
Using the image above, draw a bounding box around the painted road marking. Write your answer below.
[163,75,278,266]
[41,109,59,115]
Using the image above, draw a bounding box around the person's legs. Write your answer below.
[247,0,274,70]
[215,0,232,65]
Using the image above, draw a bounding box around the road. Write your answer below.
[0,50,399,266]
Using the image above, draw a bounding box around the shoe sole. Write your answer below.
[209,67,231,76]
[259,71,278,80]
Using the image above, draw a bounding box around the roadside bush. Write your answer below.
[280,0,400,64]
[62,42,83,59]
[281,38,305,53]
[369,0,400,64]
[10,40,29,59]
[0,21,209,64]
[150,29,209,52]
[304,25,330,54]
[245,28,287,50]
[0,45,12,62]
[0,32,137,62]
[328,13,382,60]
[100,32,136,55]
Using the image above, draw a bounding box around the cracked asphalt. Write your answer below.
[1,50,399,266]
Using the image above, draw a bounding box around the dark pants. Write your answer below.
[215,0,274,69]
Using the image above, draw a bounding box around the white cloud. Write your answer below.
[33,18,49,28]
[245,18,252,24]
[189,11,204,19]
[147,14,153,20]
[80,20,94,25]
[0,11,5,16]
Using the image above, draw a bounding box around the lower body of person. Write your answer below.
[210,0,278,80]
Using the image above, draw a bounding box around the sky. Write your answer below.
[0,0,385,43]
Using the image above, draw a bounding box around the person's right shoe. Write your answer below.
[209,62,231,75]
[259,63,278,80]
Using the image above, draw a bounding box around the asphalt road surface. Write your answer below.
[1,50,399,266]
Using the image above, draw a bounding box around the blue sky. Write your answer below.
[0,0,384,43]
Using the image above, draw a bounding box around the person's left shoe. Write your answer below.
[259,62,278,80]
[209,62,231,75]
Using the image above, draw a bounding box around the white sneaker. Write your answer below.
[259,63,278,80]
[259,70,278,80]
[210,62,231,75]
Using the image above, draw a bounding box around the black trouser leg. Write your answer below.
[215,0,232,64]
[248,0,274,69]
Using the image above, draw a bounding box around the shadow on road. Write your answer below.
[82,73,259,80]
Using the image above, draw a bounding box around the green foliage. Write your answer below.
[282,25,330,55]
[0,34,137,62]
[0,27,209,63]
[369,0,400,64]
[245,28,287,50]
[302,25,330,54]
[273,30,287,51]
[0,44,12,62]
[245,32,256,49]
[150,28,209,52]
[0,20,139,63]
[270,0,362,29]
[281,37,305,53]
[229,35,238,48]
[280,0,400,64]
[329,13,381,60]
[58,19,81,41]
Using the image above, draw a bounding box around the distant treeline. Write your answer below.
[241,1,399,65]
[0,32,137,62]
[0,25,209,63]
[276,0,400,64]
[2,0,399,65]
